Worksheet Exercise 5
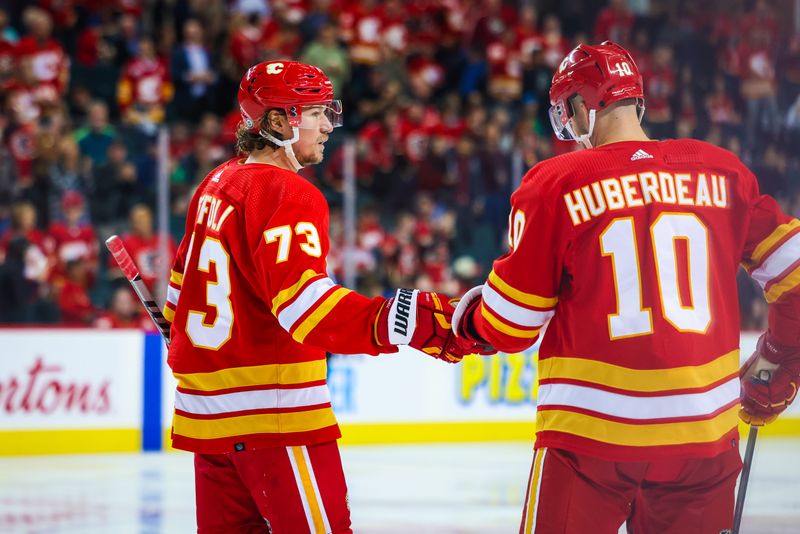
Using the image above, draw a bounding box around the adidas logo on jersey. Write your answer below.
[630,149,654,161]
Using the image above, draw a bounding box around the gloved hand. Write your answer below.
[375,289,493,363]
[451,285,485,341]
[739,333,800,426]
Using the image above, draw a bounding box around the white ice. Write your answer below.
[0,440,797,533]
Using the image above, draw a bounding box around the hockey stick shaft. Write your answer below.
[105,235,171,346]
[732,425,758,534]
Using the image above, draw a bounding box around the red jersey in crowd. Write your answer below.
[49,222,98,266]
[593,5,634,44]
[57,278,94,325]
[113,233,177,291]
[644,65,675,120]
[118,56,172,110]
[15,36,68,94]
[470,138,800,461]
[339,4,384,65]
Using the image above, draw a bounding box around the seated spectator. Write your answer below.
[74,100,116,167]
[92,140,144,230]
[108,204,176,292]
[300,23,350,95]
[48,191,98,284]
[0,235,51,323]
[15,8,68,98]
[0,201,52,263]
[117,35,173,137]
[95,286,151,329]
[55,257,95,325]
[46,137,91,223]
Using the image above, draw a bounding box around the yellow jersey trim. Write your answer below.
[765,264,800,303]
[488,270,558,308]
[749,219,800,267]
[174,359,327,392]
[292,287,351,343]
[271,269,322,313]
[481,304,541,339]
[536,405,739,447]
[172,407,336,440]
[539,350,739,393]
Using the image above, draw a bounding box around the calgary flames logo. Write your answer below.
[266,62,284,75]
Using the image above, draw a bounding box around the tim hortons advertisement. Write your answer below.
[0,330,143,429]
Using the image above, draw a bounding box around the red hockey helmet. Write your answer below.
[548,41,644,144]
[238,60,342,133]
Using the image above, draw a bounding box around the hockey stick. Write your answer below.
[732,425,758,534]
[733,370,771,534]
[105,235,171,345]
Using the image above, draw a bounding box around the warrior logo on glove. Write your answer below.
[375,289,493,363]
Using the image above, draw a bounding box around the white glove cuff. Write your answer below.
[452,285,484,337]
[387,288,419,345]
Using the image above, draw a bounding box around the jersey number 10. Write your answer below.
[600,213,711,340]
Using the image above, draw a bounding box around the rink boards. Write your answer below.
[0,329,796,455]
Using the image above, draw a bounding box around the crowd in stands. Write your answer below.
[0,0,798,332]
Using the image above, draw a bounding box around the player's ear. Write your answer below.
[266,109,289,134]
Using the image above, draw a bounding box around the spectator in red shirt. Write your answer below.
[117,35,173,136]
[15,8,68,96]
[228,13,264,76]
[593,0,634,45]
[108,204,176,292]
[48,191,98,284]
[56,257,95,325]
[643,44,676,139]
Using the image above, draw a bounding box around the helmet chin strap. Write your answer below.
[566,109,597,149]
[259,127,304,171]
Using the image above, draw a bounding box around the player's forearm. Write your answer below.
[276,282,391,355]
[472,304,541,354]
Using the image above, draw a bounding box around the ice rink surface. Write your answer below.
[1,440,798,533]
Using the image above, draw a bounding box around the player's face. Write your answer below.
[294,106,336,165]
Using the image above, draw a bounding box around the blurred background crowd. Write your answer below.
[0,0,798,330]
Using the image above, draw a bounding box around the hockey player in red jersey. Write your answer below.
[163,60,487,533]
[452,41,800,534]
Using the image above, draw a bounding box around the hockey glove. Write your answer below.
[375,289,492,363]
[451,285,485,342]
[739,333,800,426]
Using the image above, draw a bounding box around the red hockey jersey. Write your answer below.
[472,139,800,461]
[164,158,391,454]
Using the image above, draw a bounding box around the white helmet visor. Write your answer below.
[295,100,343,129]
